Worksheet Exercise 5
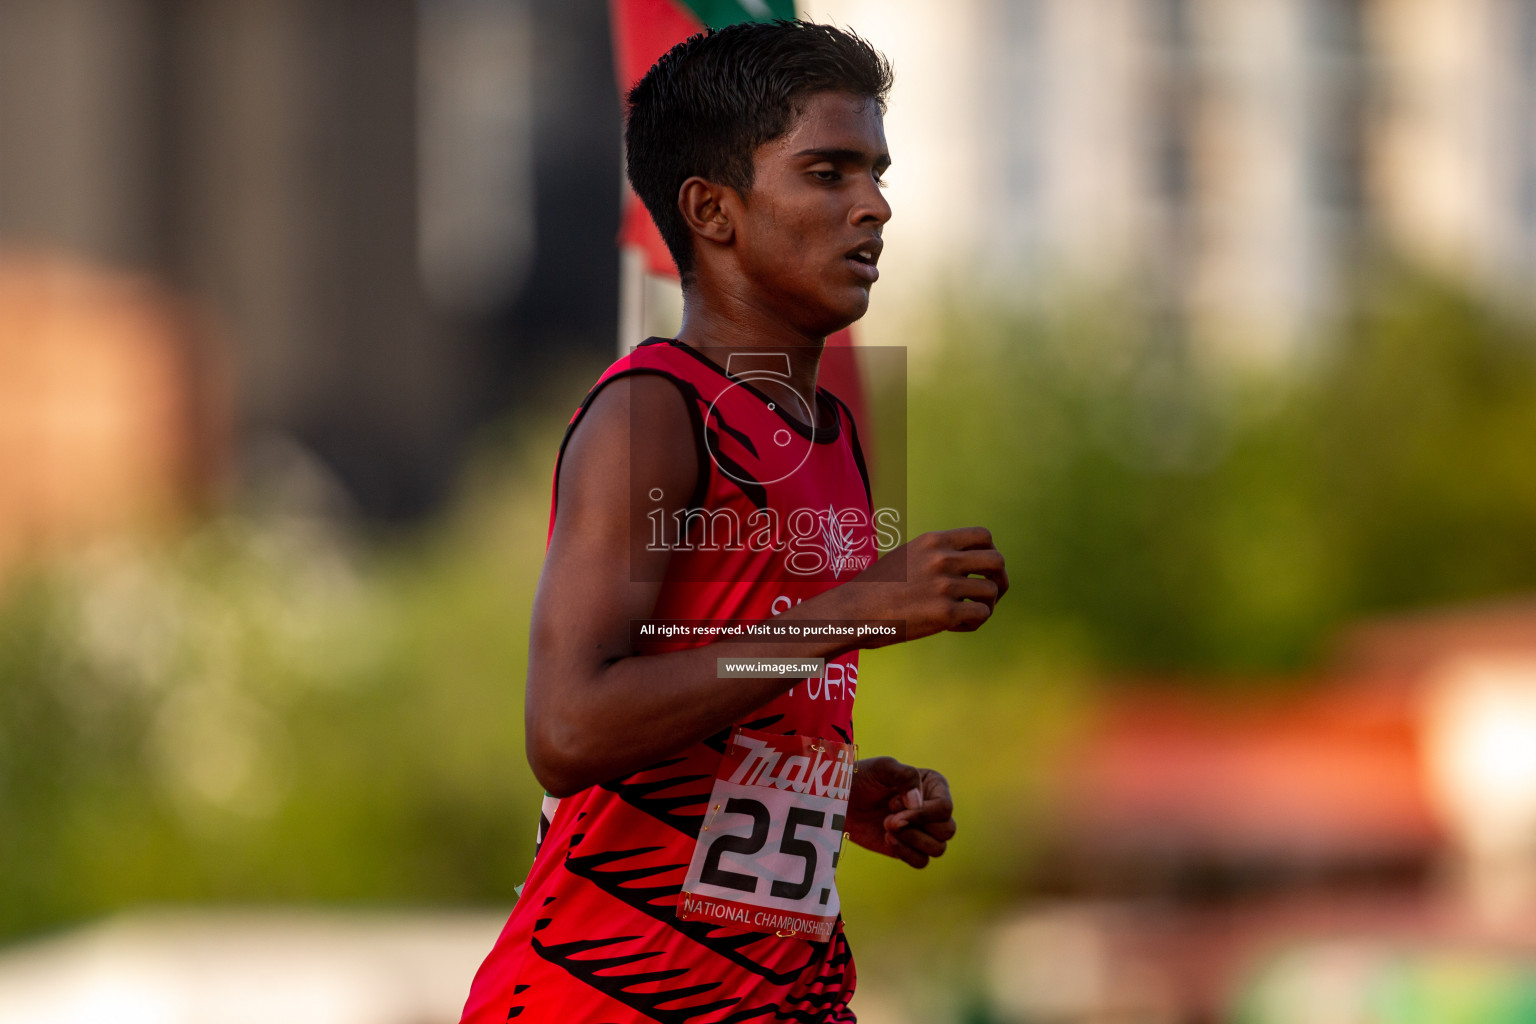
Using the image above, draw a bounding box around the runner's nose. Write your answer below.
[853,176,891,228]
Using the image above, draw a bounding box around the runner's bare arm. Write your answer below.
[525,375,1008,797]
[526,374,799,797]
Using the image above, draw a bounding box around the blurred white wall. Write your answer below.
[0,911,504,1024]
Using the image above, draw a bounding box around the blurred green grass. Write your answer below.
[5,268,1536,994]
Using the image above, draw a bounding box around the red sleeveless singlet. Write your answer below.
[460,338,876,1023]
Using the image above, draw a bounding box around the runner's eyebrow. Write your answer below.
[794,147,892,172]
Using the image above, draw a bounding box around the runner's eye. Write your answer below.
[811,169,841,183]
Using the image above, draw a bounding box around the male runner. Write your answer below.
[460,21,1008,1023]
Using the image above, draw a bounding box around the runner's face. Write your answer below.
[732,90,891,336]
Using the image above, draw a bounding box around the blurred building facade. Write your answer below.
[0,0,619,522]
[4,0,1535,519]
[811,0,1536,361]
[1369,0,1536,296]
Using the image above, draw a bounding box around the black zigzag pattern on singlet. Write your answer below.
[599,716,789,839]
[707,405,759,461]
[703,427,769,511]
[561,845,818,987]
[821,391,872,515]
[702,715,787,755]
[600,758,713,838]
[554,367,713,533]
[829,724,851,746]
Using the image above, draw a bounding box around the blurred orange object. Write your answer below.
[1059,682,1440,866]
[0,250,228,577]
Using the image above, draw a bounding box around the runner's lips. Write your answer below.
[845,239,882,282]
[845,239,882,265]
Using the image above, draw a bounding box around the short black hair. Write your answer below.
[624,20,893,279]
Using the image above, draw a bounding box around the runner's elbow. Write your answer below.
[530,764,585,800]
[527,715,599,798]
[527,748,585,799]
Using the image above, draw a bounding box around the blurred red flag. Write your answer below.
[610,0,703,277]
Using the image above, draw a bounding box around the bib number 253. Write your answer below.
[679,729,855,941]
[699,800,846,902]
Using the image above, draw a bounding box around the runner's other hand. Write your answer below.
[843,528,1008,646]
[844,757,955,869]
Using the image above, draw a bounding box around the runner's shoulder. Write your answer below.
[560,370,699,508]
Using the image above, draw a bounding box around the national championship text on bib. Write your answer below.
[679,728,856,942]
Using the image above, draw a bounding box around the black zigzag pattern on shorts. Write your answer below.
[530,926,743,1023]
[531,927,853,1024]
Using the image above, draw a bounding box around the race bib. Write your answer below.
[678,728,856,941]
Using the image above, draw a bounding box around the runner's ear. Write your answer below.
[678,176,734,246]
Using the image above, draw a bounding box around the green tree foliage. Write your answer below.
[0,427,557,943]
[909,274,1536,676]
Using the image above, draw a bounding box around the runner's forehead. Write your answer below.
[769,91,889,165]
